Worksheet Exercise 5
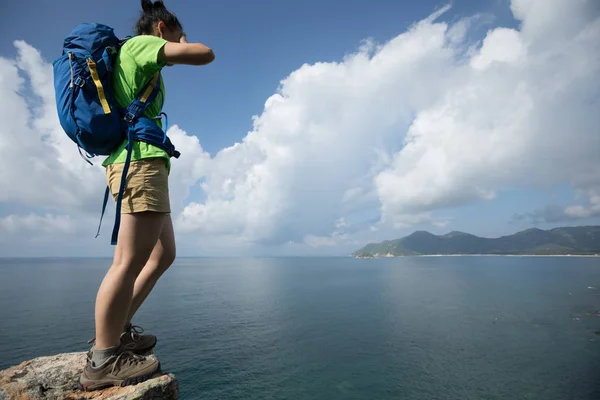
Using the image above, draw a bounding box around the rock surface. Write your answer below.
[0,352,178,400]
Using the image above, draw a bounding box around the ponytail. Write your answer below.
[135,0,182,35]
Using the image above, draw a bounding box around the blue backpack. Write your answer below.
[52,23,180,245]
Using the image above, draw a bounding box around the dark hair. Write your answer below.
[135,0,182,36]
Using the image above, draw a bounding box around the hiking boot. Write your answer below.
[87,323,157,355]
[78,345,161,392]
[120,323,157,354]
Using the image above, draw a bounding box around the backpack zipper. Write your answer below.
[68,52,74,88]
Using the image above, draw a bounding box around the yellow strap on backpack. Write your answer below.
[140,73,160,103]
[86,58,111,114]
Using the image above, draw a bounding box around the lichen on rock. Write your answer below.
[0,352,178,400]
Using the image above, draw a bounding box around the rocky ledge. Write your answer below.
[0,352,178,400]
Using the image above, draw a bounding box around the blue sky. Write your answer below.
[0,0,599,256]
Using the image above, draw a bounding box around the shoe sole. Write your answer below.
[77,362,162,392]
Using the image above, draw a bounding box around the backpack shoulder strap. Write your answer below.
[110,127,135,245]
[104,72,163,245]
[123,72,162,123]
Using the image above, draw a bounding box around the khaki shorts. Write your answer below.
[106,158,170,214]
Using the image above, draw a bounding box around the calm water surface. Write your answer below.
[1,256,599,399]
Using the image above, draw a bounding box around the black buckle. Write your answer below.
[74,76,85,87]
[124,112,136,123]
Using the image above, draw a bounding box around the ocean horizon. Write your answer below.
[1,256,599,399]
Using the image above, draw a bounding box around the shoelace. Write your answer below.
[86,343,147,374]
[122,324,145,342]
[110,344,144,376]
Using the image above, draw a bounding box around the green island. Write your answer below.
[352,226,600,258]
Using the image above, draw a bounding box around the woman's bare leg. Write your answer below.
[126,215,176,323]
[94,212,167,349]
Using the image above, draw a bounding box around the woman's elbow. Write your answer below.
[200,49,215,65]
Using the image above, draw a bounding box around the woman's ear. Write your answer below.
[156,21,166,38]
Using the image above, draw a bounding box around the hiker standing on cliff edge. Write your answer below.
[79,0,215,390]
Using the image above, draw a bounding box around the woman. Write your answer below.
[79,0,214,391]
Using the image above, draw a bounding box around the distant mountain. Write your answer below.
[352,226,600,257]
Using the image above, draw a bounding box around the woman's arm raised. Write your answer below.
[159,36,215,66]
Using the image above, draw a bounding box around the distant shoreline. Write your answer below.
[354,254,600,259]
[351,225,600,259]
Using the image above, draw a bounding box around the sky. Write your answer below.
[0,0,599,257]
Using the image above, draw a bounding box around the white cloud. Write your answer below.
[374,0,600,227]
[0,42,103,214]
[335,218,350,230]
[565,190,600,219]
[0,213,77,235]
[1,0,599,255]
[179,0,599,243]
[514,188,600,224]
[470,27,526,70]
[304,233,349,248]
[432,220,451,229]
[165,125,212,212]
[177,5,461,243]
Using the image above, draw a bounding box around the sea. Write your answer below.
[1,256,599,400]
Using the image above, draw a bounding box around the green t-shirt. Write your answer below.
[102,35,170,169]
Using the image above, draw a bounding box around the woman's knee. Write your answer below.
[159,248,176,272]
[145,245,176,277]
[110,260,146,282]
